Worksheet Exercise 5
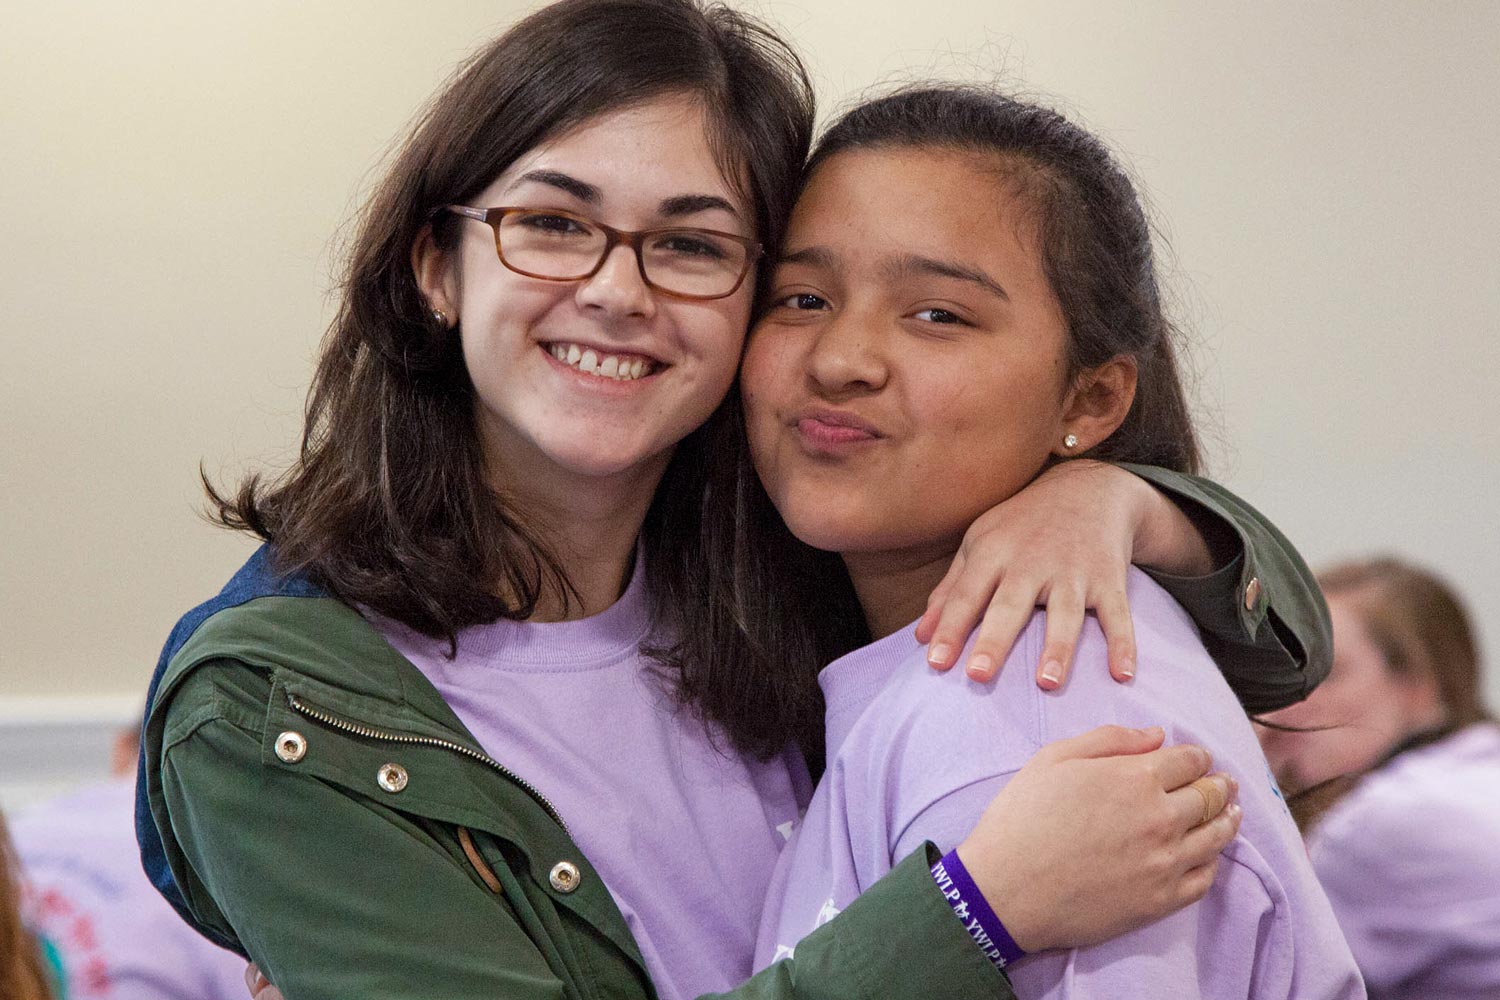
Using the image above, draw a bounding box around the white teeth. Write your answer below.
[546,343,656,381]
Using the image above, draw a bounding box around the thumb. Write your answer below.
[1039,724,1165,763]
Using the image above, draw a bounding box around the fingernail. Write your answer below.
[1226,774,1239,799]
[1227,803,1242,821]
[1118,657,1135,680]
[928,643,952,667]
[967,654,994,679]
[1040,659,1063,687]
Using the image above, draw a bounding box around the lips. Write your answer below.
[793,407,883,447]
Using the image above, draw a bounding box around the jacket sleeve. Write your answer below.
[1118,463,1332,714]
[707,846,1015,1000]
[156,663,1014,1000]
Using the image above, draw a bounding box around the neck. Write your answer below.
[482,432,670,623]
[842,540,959,640]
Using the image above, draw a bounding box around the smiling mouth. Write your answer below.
[544,342,661,381]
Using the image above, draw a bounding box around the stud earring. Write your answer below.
[431,308,448,327]
[1063,433,1079,450]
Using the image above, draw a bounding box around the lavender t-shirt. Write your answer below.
[756,568,1365,999]
[370,556,810,1000]
[1308,722,1500,1000]
[13,778,249,1000]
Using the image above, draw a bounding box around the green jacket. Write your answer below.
[139,468,1328,1000]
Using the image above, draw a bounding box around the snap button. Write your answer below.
[549,860,582,894]
[1244,576,1263,611]
[274,731,307,764]
[376,763,409,793]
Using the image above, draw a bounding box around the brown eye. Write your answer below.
[912,307,966,325]
[779,293,829,311]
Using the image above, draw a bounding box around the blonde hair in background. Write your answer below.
[1319,557,1492,732]
[0,814,54,1000]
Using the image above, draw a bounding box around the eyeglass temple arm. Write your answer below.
[441,205,490,222]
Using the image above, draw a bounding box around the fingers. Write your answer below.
[915,551,964,649]
[1164,772,1238,831]
[1144,742,1214,791]
[962,586,1037,681]
[919,553,978,670]
[1035,723,1166,764]
[1173,802,1243,904]
[1095,590,1137,682]
[244,964,275,1000]
[1174,857,1223,908]
[1036,586,1084,690]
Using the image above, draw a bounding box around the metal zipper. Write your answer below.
[286,692,569,835]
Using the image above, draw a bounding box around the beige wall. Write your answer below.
[2,1,1497,710]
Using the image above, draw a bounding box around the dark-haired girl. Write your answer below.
[140,2,1331,999]
[746,87,1363,996]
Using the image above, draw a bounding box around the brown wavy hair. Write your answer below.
[1,815,53,1000]
[205,0,826,757]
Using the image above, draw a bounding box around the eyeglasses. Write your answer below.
[443,205,762,301]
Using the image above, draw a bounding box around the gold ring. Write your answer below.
[1189,776,1226,825]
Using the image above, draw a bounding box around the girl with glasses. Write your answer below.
[140,2,1330,998]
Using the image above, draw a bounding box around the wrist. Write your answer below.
[953,839,1046,953]
[934,849,1029,969]
[1128,475,1214,576]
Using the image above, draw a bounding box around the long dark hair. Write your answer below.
[670,86,1206,762]
[205,0,820,753]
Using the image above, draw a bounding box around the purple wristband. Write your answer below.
[930,849,1027,970]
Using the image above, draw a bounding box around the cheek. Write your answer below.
[919,366,1064,483]
[740,326,796,421]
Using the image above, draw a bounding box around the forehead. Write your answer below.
[786,147,1039,262]
[485,94,748,214]
[1328,596,1389,674]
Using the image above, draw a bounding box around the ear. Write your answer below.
[1055,355,1138,457]
[412,224,460,326]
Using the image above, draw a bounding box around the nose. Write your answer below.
[574,244,656,319]
[805,303,886,396]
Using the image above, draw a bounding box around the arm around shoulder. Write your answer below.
[1119,463,1332,713]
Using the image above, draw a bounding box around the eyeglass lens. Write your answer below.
[497,211,750,298]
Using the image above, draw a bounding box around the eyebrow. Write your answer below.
[777,247,1010,302]
[514,169,600,204]
[895,254,1010,301]
[512,170,740,222]
[777,246,839,268]
[660,193,741,220]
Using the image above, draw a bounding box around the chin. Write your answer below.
[535,430,669,480]
[775,503,877,555]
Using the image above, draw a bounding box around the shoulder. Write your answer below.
[1313,738,1500,893]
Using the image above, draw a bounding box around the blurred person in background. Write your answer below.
[1259,556,1500,1000]
[9,724,246,1000]
[2,812,55,1000]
